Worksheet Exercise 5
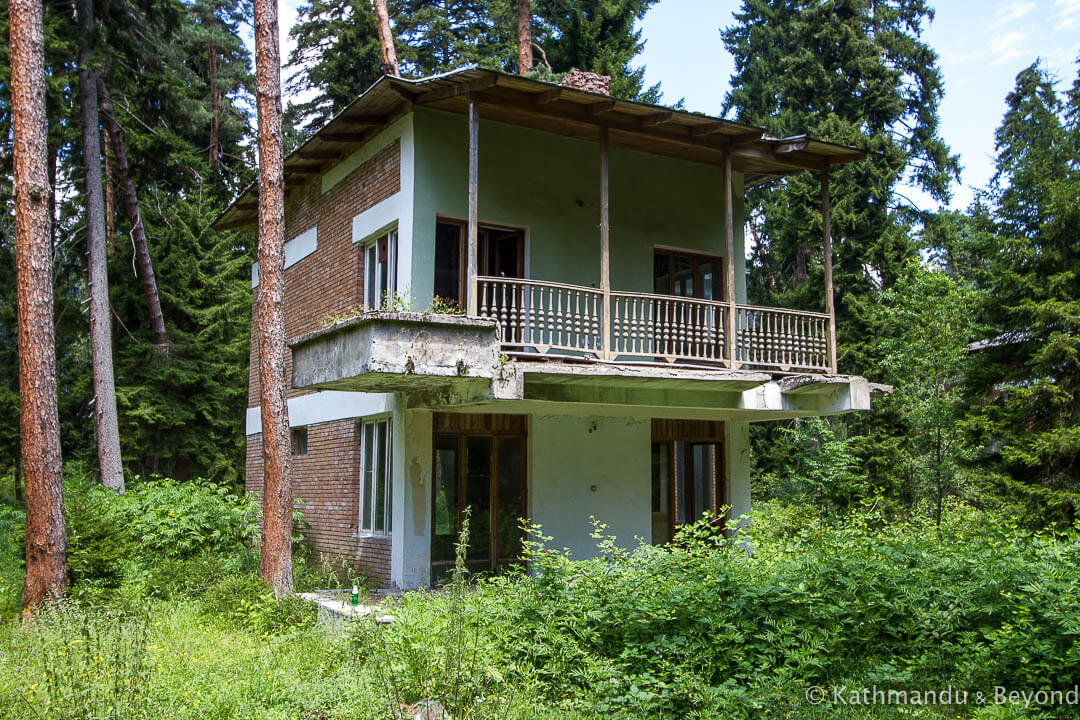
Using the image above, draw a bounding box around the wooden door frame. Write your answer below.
[431,413,528,573]
[435,217,526,303]
[651,419,728,532]
[653,247,725,301]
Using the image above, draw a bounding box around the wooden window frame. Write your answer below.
[651,419,728,532]
[291,426,308,457]
[653,247,725,301]
[364,229,398,310]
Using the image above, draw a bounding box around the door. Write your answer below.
[651,419,726,544]
[652,249,724,361]
[653,249,721,301]
[431,414,527,583]
[433,219,524,308]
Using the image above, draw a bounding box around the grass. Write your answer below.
[0,494,1073,719]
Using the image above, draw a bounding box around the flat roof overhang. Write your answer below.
[216,68,868,232]
[289,313,887,420]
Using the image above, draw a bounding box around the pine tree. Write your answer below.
[532,0,661,101]
[965,60,1080,524]
[285,0,384,135]
[723,0,959,376]
[11,0,67,614]
[254,0,294,598]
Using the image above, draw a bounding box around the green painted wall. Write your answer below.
[410,107,746,308]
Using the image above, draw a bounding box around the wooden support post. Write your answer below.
[724,151,737,368]
[600,128,612,359]
[821,163,837,374]
[467,100,479,315]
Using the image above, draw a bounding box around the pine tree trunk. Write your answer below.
[77,0,124,492]
[103,132,115,253]
[371,0,398,77]
[11,0,67,617]
[517,0,533,75]
[253,0,293,599]
[795,244,808,285]
[96,77,169,349]
[209,35,219,169]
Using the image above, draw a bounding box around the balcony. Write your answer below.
[476,276,833,374]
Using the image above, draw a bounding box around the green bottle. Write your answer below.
[350,584,359,607]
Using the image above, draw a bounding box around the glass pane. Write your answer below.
[361,423,374,531]
[699,260,717,301]
[673,257,693,297]
[651,442,672,545]
[651,443,669,513]
[435,222,462,303]
[692,443,715,520]
[674,440,688,525]
[432,435,459,564]
[385,422,393,532]
[495,437,524,563]
[374,421,387,532]
[388,232,398,295]
[653,253,670,294]
[491,230,520,278]
[465,436,492,564]
[366,245,376,308]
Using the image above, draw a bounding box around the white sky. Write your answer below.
[249,0,1080,211]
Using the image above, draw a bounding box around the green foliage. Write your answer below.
[12,603,154,720]
[872,262,979,524]
[724,0,960,378]
[284,0,664,140]
[111,478,258,559]
[958,60,1080,526]
[110,185,253,486]
[754,417,866,517]
[198,573,317,634]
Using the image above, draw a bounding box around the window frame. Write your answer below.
[364,228,398,310]
[358,415,394,536]
[291,426,308,457]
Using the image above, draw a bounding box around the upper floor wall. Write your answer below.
[409,107,747,309]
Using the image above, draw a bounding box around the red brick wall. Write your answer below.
[246,421,392,588]
[247,139,401,407]
[245,139,401,586]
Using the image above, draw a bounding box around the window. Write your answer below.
[359,417,393,534]
[364,229,398,309]
[291,427,308,457]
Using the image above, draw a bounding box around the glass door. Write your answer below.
[431,419,527,583]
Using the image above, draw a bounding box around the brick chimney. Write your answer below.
[560,69,611,96]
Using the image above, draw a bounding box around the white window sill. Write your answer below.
[354,531,392,540]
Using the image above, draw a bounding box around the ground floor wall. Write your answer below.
[245,419,391,588]
[246,399,754,591]
[529,415,652,559]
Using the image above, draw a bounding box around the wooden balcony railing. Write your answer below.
[477,276,833,373]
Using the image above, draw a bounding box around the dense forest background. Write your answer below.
[0,0,1077,530]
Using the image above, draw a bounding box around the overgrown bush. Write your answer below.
[199,573,316,634]
[368,506,1079,720]
[112,477,258,559]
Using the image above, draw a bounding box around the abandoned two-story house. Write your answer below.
[215,68,887,590]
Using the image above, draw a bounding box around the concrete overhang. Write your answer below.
[289,313,885,419]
